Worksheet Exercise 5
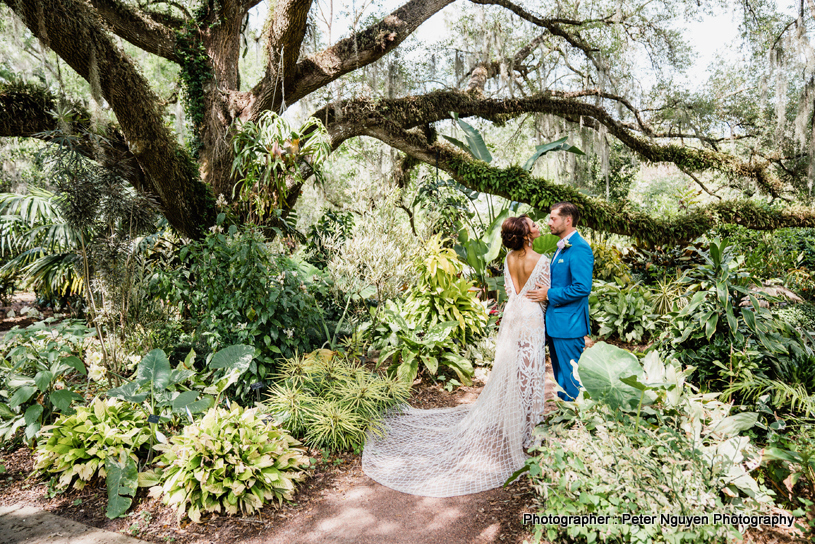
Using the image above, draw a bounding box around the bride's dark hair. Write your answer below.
[501,214,531,251]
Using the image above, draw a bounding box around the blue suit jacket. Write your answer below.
[545,231,594,339]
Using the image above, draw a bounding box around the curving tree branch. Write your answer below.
[250,0,456,117]
[0,81,153,195]
[316,91,786,198]
[89,0,180,62]
[322,109,815,244]
[2,0,215,238]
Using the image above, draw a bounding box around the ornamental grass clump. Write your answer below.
[265,349,410,452]
[34,398,150,490]
[149,404,309,523]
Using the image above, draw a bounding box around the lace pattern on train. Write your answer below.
[361,252,549,497]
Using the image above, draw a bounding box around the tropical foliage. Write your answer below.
[149,404,310,523]
[0,319,93,442]
[517,343,772,544]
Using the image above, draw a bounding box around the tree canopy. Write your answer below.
[1,0,815,242]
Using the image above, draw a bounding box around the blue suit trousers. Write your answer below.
[547,336,585,401]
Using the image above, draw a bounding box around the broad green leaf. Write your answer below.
[24,404,43,425]
[705,312,719,340]
[523,137,586,171]
[185,397,213,414]
[171,391,200,412]
[0,404,15,420]
[107,379,149,403]
[210,344,255,371]
[182,349,196,370]
[576,342,643,411]
[742,308,758,333]
[451,112,492,163]
[441,134,472,156]
[137,471,161,488]
[138,349,172,391]
[60,356,86,376]
[533,234,560,256]
[9,386,36,409]
[34,371,54,392]
[24,421,40,441]
[105,455,138,519]
[482,209,511,262]
[50,389,82,412]
[423,321,458,343]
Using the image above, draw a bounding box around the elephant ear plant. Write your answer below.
[511,343,770,544]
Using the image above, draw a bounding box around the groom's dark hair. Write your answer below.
[551,202,580,226]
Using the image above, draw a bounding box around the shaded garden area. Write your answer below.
[1,0,815,541]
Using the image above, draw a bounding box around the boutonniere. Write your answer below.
[563,240,572,250]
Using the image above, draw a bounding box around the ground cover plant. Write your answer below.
[0,319,94,442]
[516,343,774,544]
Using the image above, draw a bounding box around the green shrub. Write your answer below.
[150,404,310,523]
[777,303,815,332]
[589,280,659,343]
[621,241,706,285]
[0,319,95,442]
[659,240,815,416]
[590,241,632,283]
[147,225,323,399]
[304,211,355,270]
[403,234,488,343]
[34,398,150,490]
[265,349,409,452]
[368,299,474,385]
[516,343,773,544]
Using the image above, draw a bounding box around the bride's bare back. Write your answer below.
[506,248,544,295]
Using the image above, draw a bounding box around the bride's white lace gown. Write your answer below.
[362,252,550,497]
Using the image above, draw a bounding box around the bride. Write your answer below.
[362,215,550,497]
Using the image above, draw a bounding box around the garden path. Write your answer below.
[0,504,148,544]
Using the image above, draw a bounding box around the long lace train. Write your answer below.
[362,253,550,497]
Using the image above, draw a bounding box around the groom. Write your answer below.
[528,202,594,400]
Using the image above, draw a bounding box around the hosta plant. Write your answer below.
[34,398,150,491]
[148,404,310,523]
[265,349,409,452]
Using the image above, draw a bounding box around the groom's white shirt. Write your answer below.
[552,230,578,263]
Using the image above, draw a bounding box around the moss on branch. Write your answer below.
[448,157,815,246]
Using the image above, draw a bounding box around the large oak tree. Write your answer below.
[1,0,814,243]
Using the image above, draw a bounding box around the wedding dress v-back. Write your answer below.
[362,251,550,497]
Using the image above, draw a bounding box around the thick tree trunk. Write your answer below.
[3,0,215,239]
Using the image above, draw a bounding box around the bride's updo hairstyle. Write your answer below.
[501,214,531,251]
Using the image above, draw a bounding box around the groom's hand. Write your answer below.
[526,282,548,302]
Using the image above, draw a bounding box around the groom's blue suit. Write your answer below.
[546,231,594,400]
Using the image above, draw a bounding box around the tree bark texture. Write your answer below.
[0,0,811,242]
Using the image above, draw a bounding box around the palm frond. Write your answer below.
[725,374,815,417]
